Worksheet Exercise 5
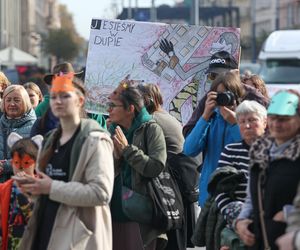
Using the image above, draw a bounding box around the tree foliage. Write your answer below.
[43,4,85,62]
[59,5,85,46]
[44,28,79,61]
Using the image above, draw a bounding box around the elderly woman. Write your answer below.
[216,100,267,224]
[108,84,167,250]
[236,90,300,250]
[212,100,267,250]
[24,82,43,109]
[0,85,36,182]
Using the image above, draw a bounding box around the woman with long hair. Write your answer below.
[16,73,114,250]
[184,71,245,207]
[24,82,43,109]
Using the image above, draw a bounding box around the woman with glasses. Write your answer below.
[108,84,167,250]
[236,90,300,250]
[16,73,114,250]
[184,71,244,207]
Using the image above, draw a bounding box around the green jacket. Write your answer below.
[114,120,167,245]
[87,113,107,129]
[121,120,166,194]
[35,94,50,117]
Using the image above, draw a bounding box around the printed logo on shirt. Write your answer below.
[46,164,67,177]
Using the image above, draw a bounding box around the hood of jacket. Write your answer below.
[249,134,300,170]
[207,166,246,196]
[0,109,36,129]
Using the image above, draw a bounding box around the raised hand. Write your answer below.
[159,38,179,69]
[113,126,128,153]
[159,38,174,56]
[202,91,218,121]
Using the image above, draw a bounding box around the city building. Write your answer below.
[116,0,300,60]
[0,0,60,68]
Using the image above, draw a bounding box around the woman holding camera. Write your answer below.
[184,71,244,207]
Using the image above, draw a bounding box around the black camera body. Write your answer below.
[216,91,235,106]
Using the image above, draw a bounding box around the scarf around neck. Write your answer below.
[110,107,152,186]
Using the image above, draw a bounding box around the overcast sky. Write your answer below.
[59,0,176,39]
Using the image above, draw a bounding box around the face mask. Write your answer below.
[11,152,35,170]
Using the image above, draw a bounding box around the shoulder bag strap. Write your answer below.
[257,170,271,250]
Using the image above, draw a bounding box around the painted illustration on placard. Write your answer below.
[85,19,240,124]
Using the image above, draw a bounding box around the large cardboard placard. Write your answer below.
[85,19,240,124]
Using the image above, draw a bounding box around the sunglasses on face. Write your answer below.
[107,102,123,110]
[207,72,218,81]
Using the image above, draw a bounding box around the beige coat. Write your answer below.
[19,129,114,250]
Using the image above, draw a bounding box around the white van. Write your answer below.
[258,30,300,96]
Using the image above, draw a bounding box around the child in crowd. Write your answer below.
[0,132,42,250]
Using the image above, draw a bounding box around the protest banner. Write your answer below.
[85,19,240,124]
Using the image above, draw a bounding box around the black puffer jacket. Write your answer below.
[192,166,246,250]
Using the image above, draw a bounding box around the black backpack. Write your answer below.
[168,152,200,203]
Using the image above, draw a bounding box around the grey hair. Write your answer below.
[236,100,267,120]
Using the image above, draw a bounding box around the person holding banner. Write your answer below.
[108,84,167,250]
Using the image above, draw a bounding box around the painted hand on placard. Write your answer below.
[159,38,179,69]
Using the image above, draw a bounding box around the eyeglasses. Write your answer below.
[107,102,123,110]
[207,72,218,81]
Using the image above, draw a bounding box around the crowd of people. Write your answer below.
[0,50,299,250]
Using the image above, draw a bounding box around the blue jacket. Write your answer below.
[0,109,36,183]
[183,109,241,206]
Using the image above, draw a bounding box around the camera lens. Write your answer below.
[216,91,235,106]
